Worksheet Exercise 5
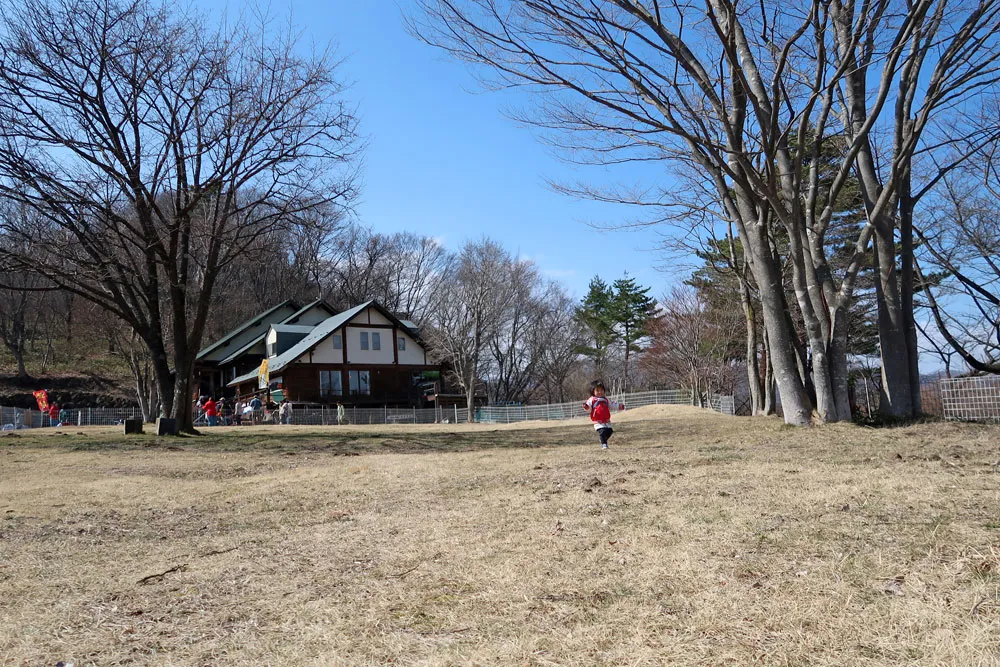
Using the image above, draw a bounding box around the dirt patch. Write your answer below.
[0,372,136,408]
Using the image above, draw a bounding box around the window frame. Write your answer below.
[349,369,371,396]
[332,333,342,350]
[360,331,369,350]
[320,370,343,397]
[372,332,381,351]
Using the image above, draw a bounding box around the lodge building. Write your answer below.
[195,300,444,407]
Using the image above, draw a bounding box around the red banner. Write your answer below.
[33,389,49,412]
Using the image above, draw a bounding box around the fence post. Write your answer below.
[454,404,459,423]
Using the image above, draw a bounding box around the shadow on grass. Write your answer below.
[1,424,601,457]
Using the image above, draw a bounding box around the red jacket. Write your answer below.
[203,399,217,417]
[585,396,623,423]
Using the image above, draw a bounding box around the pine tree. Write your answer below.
[611,274,659,392]
[574,277,618,380]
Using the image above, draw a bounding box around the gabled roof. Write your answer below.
[214,302,335,366]
[281,298,337,325]
[216,333,267,366]
[197,299,298,361]
[267,301,372,375]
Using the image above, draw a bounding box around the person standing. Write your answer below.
[336,401,346,425]
[250,395,263,425]
[203,396,218,426]
[279,399,293,425]
[48,403,60,426]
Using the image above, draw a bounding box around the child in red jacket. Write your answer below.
[583,380,624,449]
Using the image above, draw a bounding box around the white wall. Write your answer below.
[265,328,278,358]
[346,326,395,364]
[367,308,393,326]
[396,330,426,365]
[307,332,344,363]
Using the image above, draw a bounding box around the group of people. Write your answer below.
[193,395,349,426]
[46,403,70,427]
[195,395,269,426]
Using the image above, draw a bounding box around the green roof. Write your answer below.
[197,299,297,361]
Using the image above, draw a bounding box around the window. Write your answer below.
[320,370,342,397]
[397,337,406,351]
[349,370,370,395]
[333,333,342,349]
[372,332,381,350]
[360,331,369,350]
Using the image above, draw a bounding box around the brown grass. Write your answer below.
[1,406,999,666]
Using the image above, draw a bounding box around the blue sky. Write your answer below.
[207,0,678,299]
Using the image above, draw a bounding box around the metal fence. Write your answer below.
[941,376,1000,423]
[0,406,146,430]
[0,389,733,430]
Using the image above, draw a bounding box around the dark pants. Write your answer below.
[597,427,614,445]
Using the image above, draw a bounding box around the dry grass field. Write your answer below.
[1,406,998,666]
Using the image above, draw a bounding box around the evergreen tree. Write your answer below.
[611,274,659,391]
[574,277,618,380]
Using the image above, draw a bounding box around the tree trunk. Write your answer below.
[466,384,476,422]
[828,306,852,421]
[787,226,840,422]
[873,233,915,419]
[749,240,813,425]
[898,170,922,415]
[745,318,762,416]
[737,272,763,415]
[172,375,194,433]
[14,350,29,380]
[763,330,776,416]
[145,334,174,421]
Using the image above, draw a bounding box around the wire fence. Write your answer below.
[941,376,1000,423]
[0,389,733,430]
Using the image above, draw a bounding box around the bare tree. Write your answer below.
[107,321,161,421]
[0,275,45,380]
[485,258,543,404]
[0,0,360,431]
[642,286,743,405]
[531,287,585,403]
[412,0,1000,424]
[321,227,449,321]
[425,239,512,420]
[917,170,1000,373]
